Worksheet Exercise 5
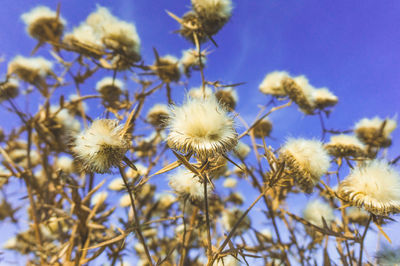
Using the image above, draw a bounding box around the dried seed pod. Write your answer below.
[180,48,206,77]
[283,76,315,115]
[8,56,53,84]
[168,168,212,200]
[312,88,338,110]
[0,78,19,103]
[337,160,400,216]
[325,134,366,158]
[167,95,237,159]
[154,55,181,83]
[21,6,66,43]
[259,70,290,96]
[252,118,273,139]
[279,138,330,193]
[146,104,169,128]
[303,199,335,242]
[215,87,238,110]
[354,116,397,148]
[73,119,130,173]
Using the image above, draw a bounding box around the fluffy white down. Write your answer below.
[292,75,315,102]
[168,168,211,200]
[354,116,397,138]
[167,95,237,157]
[303,199,335,227]
[21,6,66,27]
[73,119,129,173]
[312,87,338,102]
[8,56,53,78]
[91,191,108,206]
[86,6,140,55]
[233,141,251,158]
[96,77,124,92]
[64,23,103,49]
[259,71,290,96]
[108,178,125,191]
[55,156,74,173]
[281,138,330,178]
[339,160,400,215]
[328,134,365,149]
[191,0,233,19]
[147,104,170,118]
[223,177,237,188]
[187,86,213,99]
[214,255,240,266]
[180,49,206,68]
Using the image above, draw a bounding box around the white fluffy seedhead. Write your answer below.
[215,87,238,110]
[187,86,213,100]
[223,177,237,188]
[168,168,211,200]
[108,178,125,191]
[73,119,130,173]
[259,71,291,96]
[180,49,206,76]
[167,95,238,158]
[86,6,141,61]
[303,199,335,227]
[21,6,66,41]
[91,191,108,206]
[55,156,74,173]
[0,78,19,102]
[191,0,232,20]
[338,160,400,216]
[312,87,338,109]
[154,55,181,83]
[354,117,397,147]
[280,138,330,193]
[233,141,251,159]
[8,56,53,83]
[325,134,366,158]
[146,104,170,128]
[64,23,104,55]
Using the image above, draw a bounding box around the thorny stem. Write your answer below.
[208,190,267,266]
[204,173,213,263]
[118,167,154,266]
[358,215,372,266]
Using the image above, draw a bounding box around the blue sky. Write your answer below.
[0,0,399,264]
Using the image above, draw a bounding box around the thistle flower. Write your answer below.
[225,191,244,205]
[0,78,19,103]
[303,199,335,228]
[167,95,237,158]
[91,191,108,206]
[126,163,147,179]
[108,178,125,191]
[312,88,338,109]
[337,160,400,216]
[168,168,211,200]
[259,71,291,96]
[64,23,104,56]
[346,207,370,225]
[223,177,237,188]
[191,0,233,36]
[215,87,238,109]
[154,55,181,83]
[119,193,131,207]
[214,255,240,266]
[21,6,66,43]
[188,86,213,99]
[86,6,141,65]
[325,134,366,158]
[221,207,250,233]
[259,228,273,242]
[279,138,330,193]
[146,104,169,128]
[252,118,273,138]
[73,119,130,173]
[233,141,251,159]
[55,156,75,173]
[96,77,125,106]
[155,193,176,209]
[178,11,208,44]
[354,116,397,147]
[180,48,206,77]
[8,55,53,83]
[283,75,316,114]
